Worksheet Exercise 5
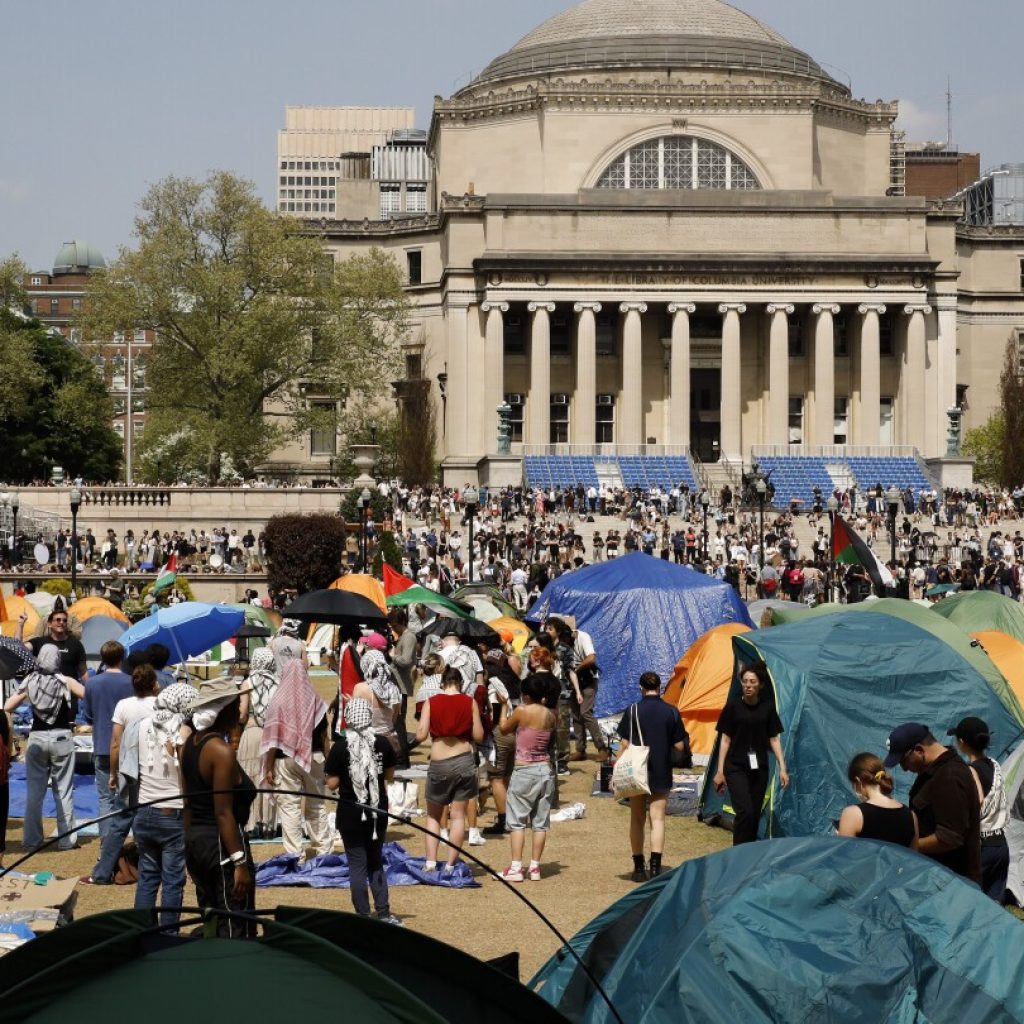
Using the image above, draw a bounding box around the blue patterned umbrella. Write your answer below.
[119,602,245,664]
[0,637,38,679]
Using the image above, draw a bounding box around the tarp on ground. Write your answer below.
[765,597,1024,726]
[698,612,1024,838]
[531,837,1024,1023]
[662,623,751,761]
[932,589,1024,644]
[526,552,752,716]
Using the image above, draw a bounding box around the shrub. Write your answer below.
[139,576,196,603]
[264,513,345,596]
[371,529,403,576]
[41,579,72,598]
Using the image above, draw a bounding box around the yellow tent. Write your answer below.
[663,622,752,760]
[974,630,1024,710]
[0,595,41,638]
[69,596,130,624]
[329,574,387,613]
[488,615,532,653]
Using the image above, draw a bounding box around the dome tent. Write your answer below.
[698,612,1024,839]
[931,589,1024,644]
[531,838,1024,1023]
[526,552,752,716]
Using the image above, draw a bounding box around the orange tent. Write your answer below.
[69,596,131,624]
[663,622,752,760]
[0,595,41,638]
[329,574,387,613]
[488,616,532,654]
[974,630,1024,709]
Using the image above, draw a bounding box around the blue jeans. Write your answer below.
[23,730,77,850]
[92,755,118,839]
[91,780,136,882]
[133,806,186,928]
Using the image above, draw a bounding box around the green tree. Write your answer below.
[0,309,122,483]
[1000,335,1024,488]
[263,513,345,596]
[962,412,1004,485]
[0,254,28,310]
[80,172,409,482]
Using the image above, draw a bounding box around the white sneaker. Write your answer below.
[440,828,449,842]
[468,828,487,846]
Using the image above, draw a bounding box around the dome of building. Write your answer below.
[468,0,837,91]
[53,240,106,276]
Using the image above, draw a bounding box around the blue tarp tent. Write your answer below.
[699,611,1024,838]
[531,837,1024,1023]
[526,552,752,716]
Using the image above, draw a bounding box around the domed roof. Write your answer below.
[53,240,105,276]
[468,0,836,91]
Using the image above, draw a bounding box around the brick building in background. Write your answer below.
[904,143,981,200]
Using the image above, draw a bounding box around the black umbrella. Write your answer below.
[0,637,39,680]
[281,589,388,628]
[235,622,272,639]
[418,616,501,646]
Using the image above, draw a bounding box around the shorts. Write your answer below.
[425,752,478,806]
[506,763,555,832]
[489,731,516,778]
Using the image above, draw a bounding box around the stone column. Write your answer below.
[619,302,647,445]
[718,303,746,462]
[903,305,932,451]
[766,304,794,446]
[812,304,840,446]
[573,302,601,445]
[857,304,885,446]
[481,301,508,451]
[936,297,958,444]
[446,303,469,456]
[528,302,556,446]
[667,302,695,448]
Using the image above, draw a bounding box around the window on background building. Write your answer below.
[834,396,849,444]
[596,312,617,356]
[379,184,401,219]
[880,397,894,445]
[132,397,145,413]
[596,396,615,443]
[111,356,126,390]
[309,401,338,457]
[788,319,804,358]
[1019,258,1024,291]
[113,421,125,438]
[31,299,39,314]
[134,420,144,438]
[69,329,81,345]
[550,396,570,443]
[406,184,427,213]
[1017,329,1024,377]
[503,313,526,355]
[31,276,42,285]
[405,353,422,380]
[50,298,59,313]
[788,397,804,445]
[880,314,894,356]
[597,136,761,191]
[407,250,422,285]
[113,398,126,416]
[550,312,571,356]
[834,312,848,357]
[134,329,145,343]
[504,394,524,441]
[72,298,81,311]
[132,355,146,388]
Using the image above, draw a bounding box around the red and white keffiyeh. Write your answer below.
[259,660,327,772]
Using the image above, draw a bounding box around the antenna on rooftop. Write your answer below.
[946,77,954,151]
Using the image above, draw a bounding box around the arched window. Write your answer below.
[596,136,760,191]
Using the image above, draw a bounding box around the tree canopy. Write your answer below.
[80,172,409,482]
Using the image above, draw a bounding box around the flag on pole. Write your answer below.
[153,552,178,595]
[382,563,414,596]
[832,516,894,590]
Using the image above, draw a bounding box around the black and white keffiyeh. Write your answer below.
[359,649,400,707]
[21,644,70,726]
[141,682,197,770]
[344,697,381,838]
[245,647,279,728]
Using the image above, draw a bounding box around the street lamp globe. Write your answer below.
[755,477,767,498]
[464,485,479,508]
[827,495,838,513]
[10,494,18,512]
[699,490,710,509]
[886,485,900,514]
[360,487,371,506]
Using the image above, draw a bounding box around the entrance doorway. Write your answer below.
[690,368,721,463]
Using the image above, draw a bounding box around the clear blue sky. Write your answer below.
[2,0,1021,270]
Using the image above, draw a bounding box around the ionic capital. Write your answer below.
[857,303,887,316]
[667,302,696,315]
[812,303,841,316]
[619,302,648,314]
[718,303,747,315]
[573,301,603,314]
[903,304,933,316]
[481,301,509,314]
[527,301,556,314]
[766,303,795,316]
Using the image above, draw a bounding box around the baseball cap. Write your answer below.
[883,722,930,768]
[947,716,991,749]
[362,631,387,651]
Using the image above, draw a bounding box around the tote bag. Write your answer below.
[611,704,650,798]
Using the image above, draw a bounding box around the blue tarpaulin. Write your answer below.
[526,552,752,716]
[8,762,99,822]
[256,843,480,889]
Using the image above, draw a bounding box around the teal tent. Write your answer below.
[532,837,1024,1023]
[699,611,1024,838]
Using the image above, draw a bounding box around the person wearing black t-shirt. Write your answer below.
[713,663,789,845]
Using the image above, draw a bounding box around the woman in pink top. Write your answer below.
[497,674,556,882]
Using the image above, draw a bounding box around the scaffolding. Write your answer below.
[889,130,906,197]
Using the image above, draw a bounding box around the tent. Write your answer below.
[526,552,752,716]
[330,573,387,613]
[698,612,1024,839]
[931,589,1024,644]
[662,623,751,762]
[488,615,532,653]
[765,597,1024,725]
[0,595,40,638]
[973,630,1024,710]
[531,837,1024,1023]
[451,583,520,621]
[81,615,128,658]
[68,596,130,624]
[0,907,570,1024]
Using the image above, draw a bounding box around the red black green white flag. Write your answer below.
[832,515,894,590]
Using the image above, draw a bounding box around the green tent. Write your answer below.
[931,589,1024,644]
[699,611,1024,838]
[451,583,521,621]
[0,907,569,1024]
[532,837,1024,1023]
[766,597,1024,724]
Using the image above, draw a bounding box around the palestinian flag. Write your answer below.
[153,552,178,595]
[382,563,414,596]
[382,563,470,618]
[832,515,894,590]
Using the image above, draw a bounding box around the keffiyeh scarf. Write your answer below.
[360,649,400,707]
[141,682,197,770]
[260,660,327,772]
[22,645,68,727]
[344,697,381,838]
[246,648,279,728]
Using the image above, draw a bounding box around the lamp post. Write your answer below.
[755,476,767,573]
[464,485,479,582]
[886,485,900,593]
[699,490,710,563]
[359,487,371,573]
[827,495,839,603]
[10,493,18,563]
[69,487,82,598]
